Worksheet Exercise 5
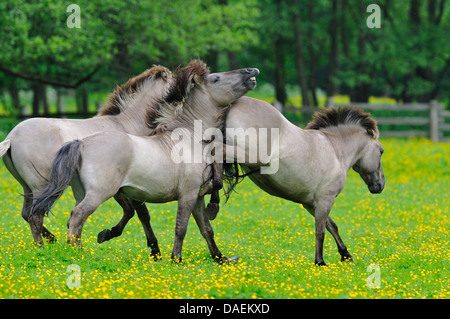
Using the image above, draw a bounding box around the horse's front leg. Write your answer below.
[205,158,223,220]
[171,194,197,263]
[307,197,335,266]
[326,217,353,262]
[192,196,238,264]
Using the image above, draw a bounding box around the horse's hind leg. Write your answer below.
[22,190,56,245]
[67,193,104,247]
[4,153,56,244]
[97,193,135,244]
[131,201,161,261]
[326,217,353,262]
[96,195,161,260]
[19,189,44,245]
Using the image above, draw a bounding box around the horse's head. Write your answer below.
[200,67,259,106]
[178,60,258,107]
[352,132,385,194]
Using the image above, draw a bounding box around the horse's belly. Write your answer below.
[246,171,314,204]
[119,184,177,203]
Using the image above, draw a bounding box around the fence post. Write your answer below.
[429,100,439,143]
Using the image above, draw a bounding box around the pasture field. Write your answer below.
[0,138,448,299]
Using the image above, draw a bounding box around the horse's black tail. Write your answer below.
[31,140,83,216]
[222,162,259,200]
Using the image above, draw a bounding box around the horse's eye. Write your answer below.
[214,76,220,83]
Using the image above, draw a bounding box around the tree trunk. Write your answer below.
[204,50,218,73]
[76,87,89,117]
[273,37,287,105]
[56,89,65,114]
[326,0,338,104]
[349,2,371,103]
[227,52,239,70]
[81,88,88,117]
[32,83,41,117]
[292,0,310,106]
[307,2,318,106]
[272,0,287,105]
[409,0,421,25]
[40,84,49,117]
[8,83,20,113]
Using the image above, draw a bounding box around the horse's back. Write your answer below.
[228,97,286,130]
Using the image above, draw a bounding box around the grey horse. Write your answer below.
[31,60,259,263]
[71,80,385,266]
[222,98,385,265]
[0,66,171,255]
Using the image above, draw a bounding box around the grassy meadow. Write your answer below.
[0,137,448,299]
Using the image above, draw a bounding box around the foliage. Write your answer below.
[0,0,115,85]
[0,138,448,298]
[1,0,449,115]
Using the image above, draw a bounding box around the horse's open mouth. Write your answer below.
[244,68,259,90]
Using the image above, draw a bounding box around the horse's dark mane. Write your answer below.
[98,65,170,116]
[146,59,210,134]
[306,107,378,136]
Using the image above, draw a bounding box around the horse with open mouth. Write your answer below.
[30,60,259,263]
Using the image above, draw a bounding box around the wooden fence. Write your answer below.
[283,100,450,143]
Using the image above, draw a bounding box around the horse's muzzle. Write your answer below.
[243,68,259,90]
[368,181,384,194]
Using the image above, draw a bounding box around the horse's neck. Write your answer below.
[188,94,220,127]
[111,79,169,136]
[322,126,367,170]
[167,95,221,132]
[115,103,153,136]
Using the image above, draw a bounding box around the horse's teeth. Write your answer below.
[248,77,256,81]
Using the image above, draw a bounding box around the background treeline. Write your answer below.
[0,0,449,117]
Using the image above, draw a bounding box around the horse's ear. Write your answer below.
[161,71,168,81]
[193,74,202,85]
[366,128,376,138]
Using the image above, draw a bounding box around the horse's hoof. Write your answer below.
[215,255,239,265]
[205,203,219,220]
[171,256,183,265]
[229,256,239,264]
[97,229,112,244]
[341,255,353,263]
[150,251,162,262]
[47,236,57,244]
[43,232,57,244]
[213,180,223,190]
[315,260,327,266]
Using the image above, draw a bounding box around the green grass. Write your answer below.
[0,138,448,299]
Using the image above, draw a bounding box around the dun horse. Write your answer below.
[78,74,385,266]
[222,99,385,265]
[0,66,172,251]
[31,60,259,263]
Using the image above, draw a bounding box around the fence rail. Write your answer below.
[283,100,449,143]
